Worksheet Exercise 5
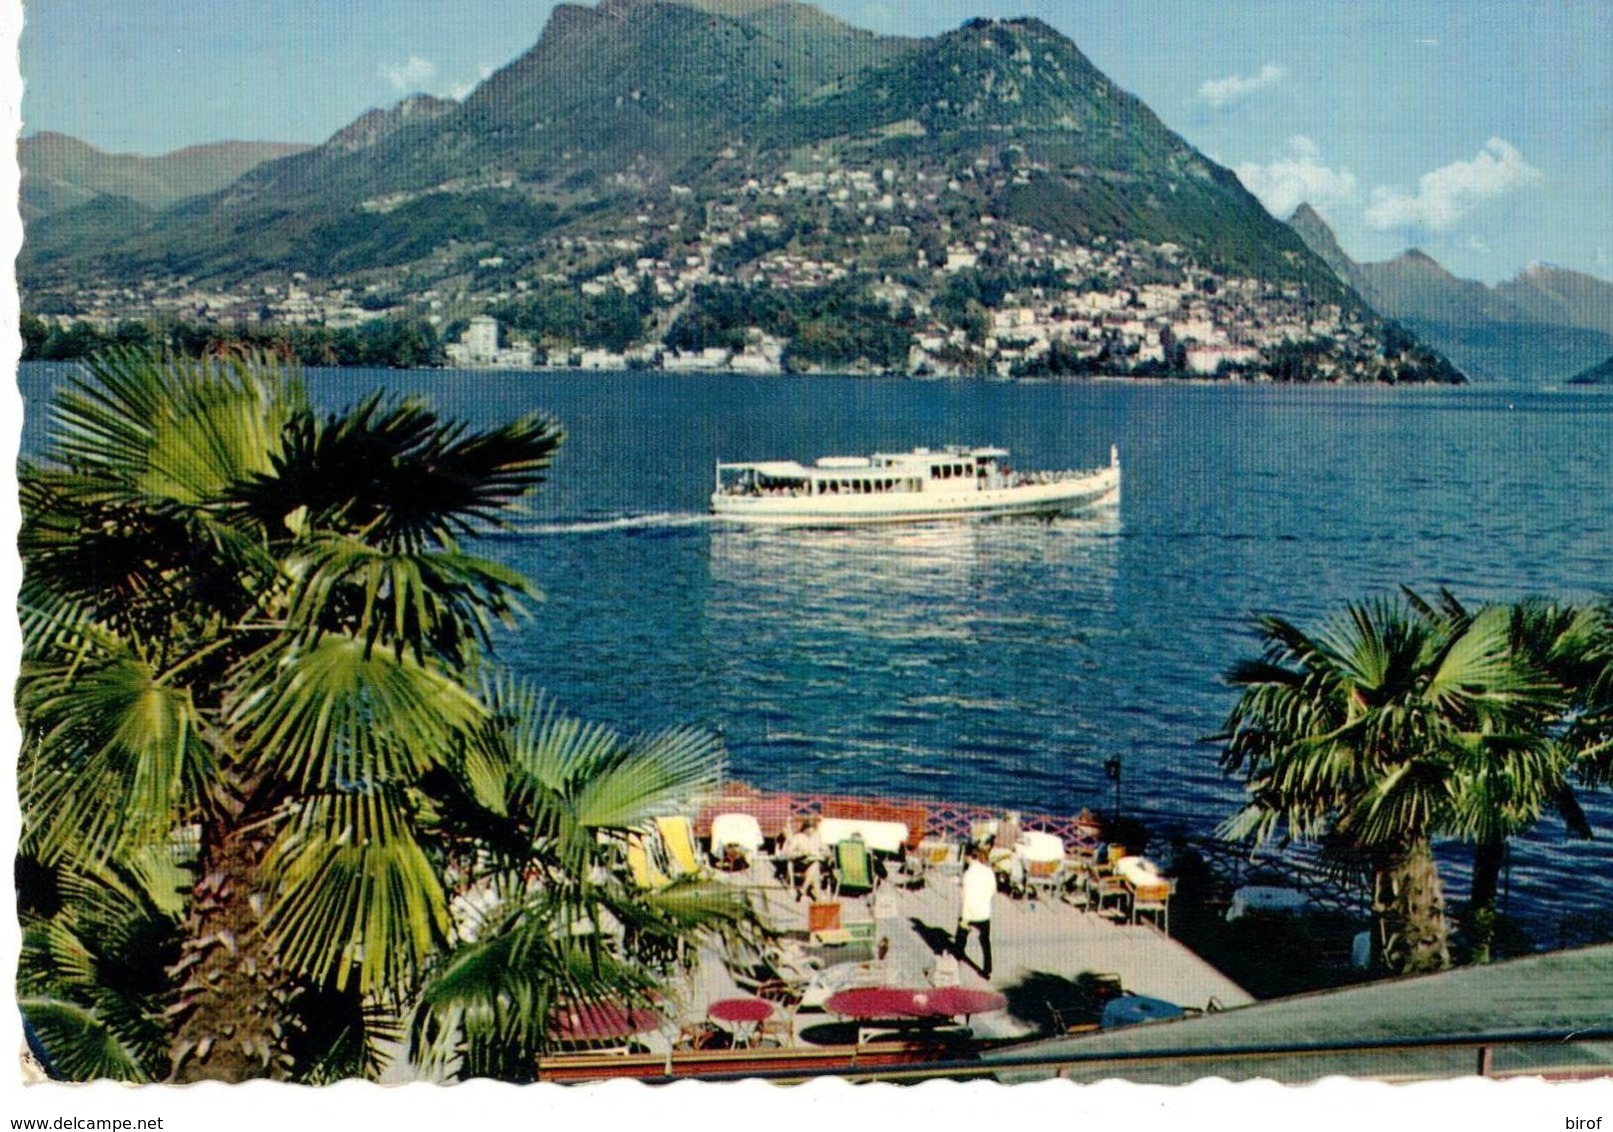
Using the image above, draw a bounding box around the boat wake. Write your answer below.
[515,511,718,536]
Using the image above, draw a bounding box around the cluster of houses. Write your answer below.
[39,149,1378,379]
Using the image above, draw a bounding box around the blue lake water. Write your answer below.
[19,363,1613,939]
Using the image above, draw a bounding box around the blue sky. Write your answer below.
[12,0,1613,285]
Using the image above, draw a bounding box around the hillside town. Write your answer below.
[28,149,1437,383]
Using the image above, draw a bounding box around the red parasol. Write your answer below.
[709,996,775,1025]
[549,1002,663,1042]
[923,987,1007,1019]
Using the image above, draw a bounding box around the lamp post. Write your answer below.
[1103,757,1122,822]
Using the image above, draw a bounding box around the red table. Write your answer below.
[708,996,775,1046]
[824,987,932,1020]
[922,987,1007,1022]
[824,987,1005,1022]
[549,1002,663,1045]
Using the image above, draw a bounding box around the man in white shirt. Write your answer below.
[953,842,995,979]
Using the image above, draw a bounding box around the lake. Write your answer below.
[18,363,1613,940]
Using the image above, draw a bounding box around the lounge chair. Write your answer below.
[829,835,875,899]
[727,940,823,1007]
[655,815,703,878]
[625,831,672,890]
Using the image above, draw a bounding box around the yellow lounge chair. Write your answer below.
[625,832,672,890]
[655,815,703,877]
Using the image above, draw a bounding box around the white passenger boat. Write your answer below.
[711,444,1119,526]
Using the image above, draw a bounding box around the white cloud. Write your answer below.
[1234,136,1358,219]
[1198,64,1286,108]
[382,55,437,92]
[1364,138,1542,232]
[448,65,497,102]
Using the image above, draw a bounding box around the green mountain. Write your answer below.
[18,131,311,220]
[1288,204,1613,383]
[25,3,1338,295]
[23,1,1460,382]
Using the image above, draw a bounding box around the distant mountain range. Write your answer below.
[1289,203,1613,384]
[19,131,311,220]
[21,1,1343,297]
[17,0,1466,383]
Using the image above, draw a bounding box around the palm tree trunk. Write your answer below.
[1465,836,1507,964]
[167,810,296,1082]
[1469,836,1506,914]
[1373,836,1451,975]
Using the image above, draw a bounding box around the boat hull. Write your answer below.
[711,465,1120,527]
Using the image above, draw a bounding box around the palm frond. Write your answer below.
[20,999,154,1082]
[237,393,564,553]
[261,789,451,998]
[48,348,301,504]
[19,655,215,865]
[230,635,486,793]
[284,534,534,665]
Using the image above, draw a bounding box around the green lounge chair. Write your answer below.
[831,835,876,898]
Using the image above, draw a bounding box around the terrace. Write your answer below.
[527,786,1255,1082]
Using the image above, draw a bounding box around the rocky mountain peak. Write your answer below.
[322,94,456,155]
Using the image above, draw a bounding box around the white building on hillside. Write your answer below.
[445,315,536,369]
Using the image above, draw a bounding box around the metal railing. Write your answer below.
[593,1025,1613,1085]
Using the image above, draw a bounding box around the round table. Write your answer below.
[826,986,1007,1022]
[922,987,1007,1022]
[708,996,775,1046]
[549,1002,663,1045]
[1100,994,1185,1030]
[825,987,929,1020]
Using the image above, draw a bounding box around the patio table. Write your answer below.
[708,996,775,1047]
[922,986,1007,1023]
[549,1002,663,1045]
[825,986,1006,1022]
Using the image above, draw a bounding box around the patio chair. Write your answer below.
[1013,830,1066,905]
[1089,845,1130,917]
[1023,855,1066,904]
[655,815,703,877]
[727,940,823,1007]
[1131,877,1172,935]
[829,835,876,899]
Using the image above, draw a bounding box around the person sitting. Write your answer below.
[781,816,828,902]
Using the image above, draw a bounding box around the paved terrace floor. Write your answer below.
[683,856,1253,1044]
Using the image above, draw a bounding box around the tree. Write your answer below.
[407,682,758,1082]
[1217,594,1558,974]
[1421,596,1612,955]
[19,348,564,1080]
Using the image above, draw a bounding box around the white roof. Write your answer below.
[720,447,1011,477]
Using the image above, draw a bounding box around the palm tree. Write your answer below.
[1397,593,1613,960]
[1217,593,1558,975]
[19,348,562,1080]
[408,682,760,1082]
[17,851,187,1082]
